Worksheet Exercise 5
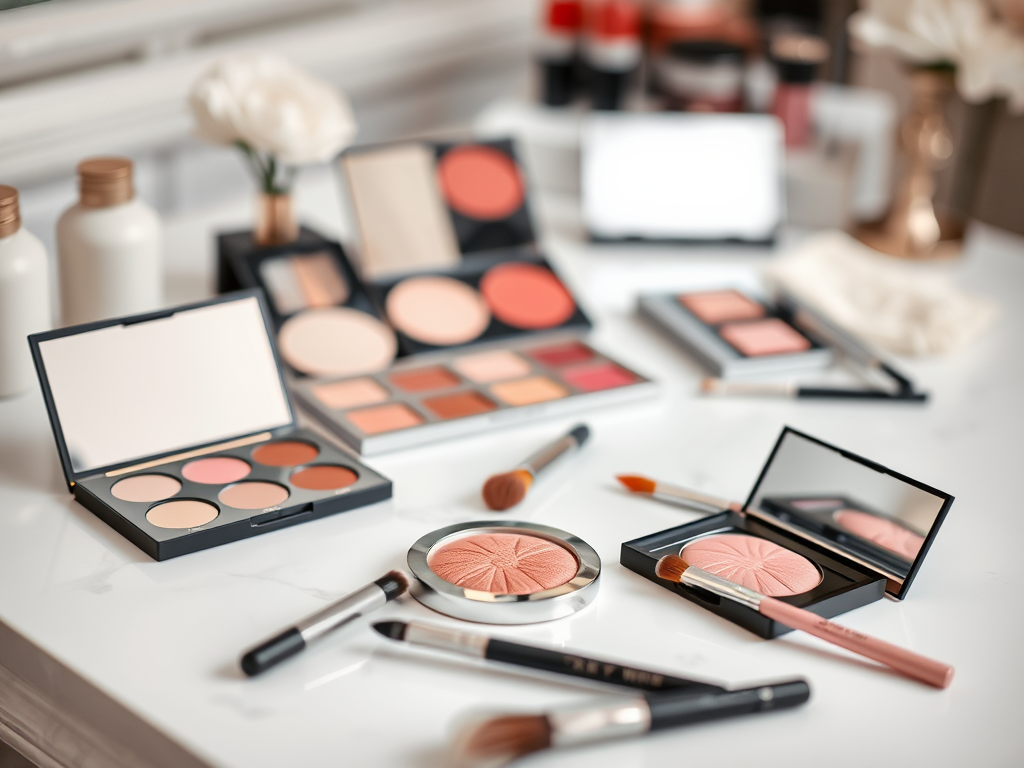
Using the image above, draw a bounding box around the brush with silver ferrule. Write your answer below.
[616,474,731,513]
[655,554,953,688]
[483,424,590,511]
[373,619,723,694]
[240,570,409,676]
[453,680,811,766]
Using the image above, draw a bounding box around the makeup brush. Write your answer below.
[453,680,811,766]
[701,378,928,402]
[483,424,590,511]
[616,474,731,513]
[655,555,953,688]
[374,619,723,694]
[240,570,409,676]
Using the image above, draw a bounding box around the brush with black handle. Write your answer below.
[374,619,725,694]
[453,680,811,766]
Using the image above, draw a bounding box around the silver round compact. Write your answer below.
[407,520,601,625]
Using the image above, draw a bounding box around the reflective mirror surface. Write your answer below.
[748,430,949,584]
[38,297,292,473]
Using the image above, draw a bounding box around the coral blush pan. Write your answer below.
[655,553,954,688]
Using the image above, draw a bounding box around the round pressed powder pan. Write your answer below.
[407,521,601,624]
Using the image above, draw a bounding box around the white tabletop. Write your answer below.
[1,169,1022,767]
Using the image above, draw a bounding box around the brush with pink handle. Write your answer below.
[655,554,953,689]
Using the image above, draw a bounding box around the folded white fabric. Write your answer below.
[765,230,997,356]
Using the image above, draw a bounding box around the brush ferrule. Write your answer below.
[403,620,489,658]
[548,698,650,747]
[521,434,580,477]
[296,583,386,643]
[682,567,764,610]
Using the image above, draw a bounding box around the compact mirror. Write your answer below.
[34,294,293,477]
[746,428,953,598]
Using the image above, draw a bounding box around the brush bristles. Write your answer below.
[616,474,655,494]
[453,715,552,767]
[654,554,691,583]
[482,470,534,511]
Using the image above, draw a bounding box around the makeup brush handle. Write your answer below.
[645,680,810,730]
[758,598,953,689]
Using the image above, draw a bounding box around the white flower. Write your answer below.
[190,53,357,165]
[849,0,1024,112]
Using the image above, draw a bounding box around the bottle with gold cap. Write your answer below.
[0,185,52,397]
[56,157,162,326]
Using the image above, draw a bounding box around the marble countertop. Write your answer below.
[1,171,1022,767]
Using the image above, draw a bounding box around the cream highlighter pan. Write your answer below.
[428,532,578,595]
[681,533,821,597]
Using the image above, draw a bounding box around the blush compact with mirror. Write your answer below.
[29,291,392,561]
[621,427,954,638]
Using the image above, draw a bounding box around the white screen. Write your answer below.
[582,113,784,242]
[39,297,292,473]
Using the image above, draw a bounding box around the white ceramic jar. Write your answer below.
[0,185,52,398]
[57,157,162,326]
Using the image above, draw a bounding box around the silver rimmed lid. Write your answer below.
[407,520,601,625]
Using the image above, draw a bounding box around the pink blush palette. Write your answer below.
[292,337,655,455]
[639,288,832,378]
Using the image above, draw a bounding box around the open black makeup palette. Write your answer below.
[639,288,833,378]
[246,136,657,455]
[29,292,392,561]
[621,427,954,638]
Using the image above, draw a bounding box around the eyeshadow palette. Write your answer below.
[621,427,953,637]
[292,336,654,455]
[639,288,832,378]
[29,292,392,561]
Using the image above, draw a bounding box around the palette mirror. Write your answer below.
[747,429,953,594]
[36,298,293,474]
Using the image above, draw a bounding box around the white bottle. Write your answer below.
[0,185,52,398]
[57,157,162,326]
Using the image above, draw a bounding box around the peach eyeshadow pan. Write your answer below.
[679,290,765,324]
[451,349,532,383]
[490,376,569,406]
[312,378,389,410]
[146,500,219,530]
[718,319,811,357]
[111,474,181,503]
[219,481,290,510]
[347,402,424,435]
[681,533,821,597]
[182,457,250,485]
[385,275,491,346]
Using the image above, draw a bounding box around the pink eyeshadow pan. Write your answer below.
[181,457,250,484]
[681,533,821,597]
[427,532,578,595]
[834,509,925,561]
[718,319,811,357]
[560,362,638,392]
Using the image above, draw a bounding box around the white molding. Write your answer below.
[0,0,537,185]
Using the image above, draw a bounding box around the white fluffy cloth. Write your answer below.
[765,231,997,356]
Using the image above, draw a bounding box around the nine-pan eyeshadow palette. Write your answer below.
[292,337,656,455]
[638,288,833,378]
[29,292,392,561]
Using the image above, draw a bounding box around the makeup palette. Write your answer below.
[407,521,601,624]
[292,337,653,455]
[338,139,590,352]
[621,427,953,638]
[29,292,392,561]
[639,288,832,378]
